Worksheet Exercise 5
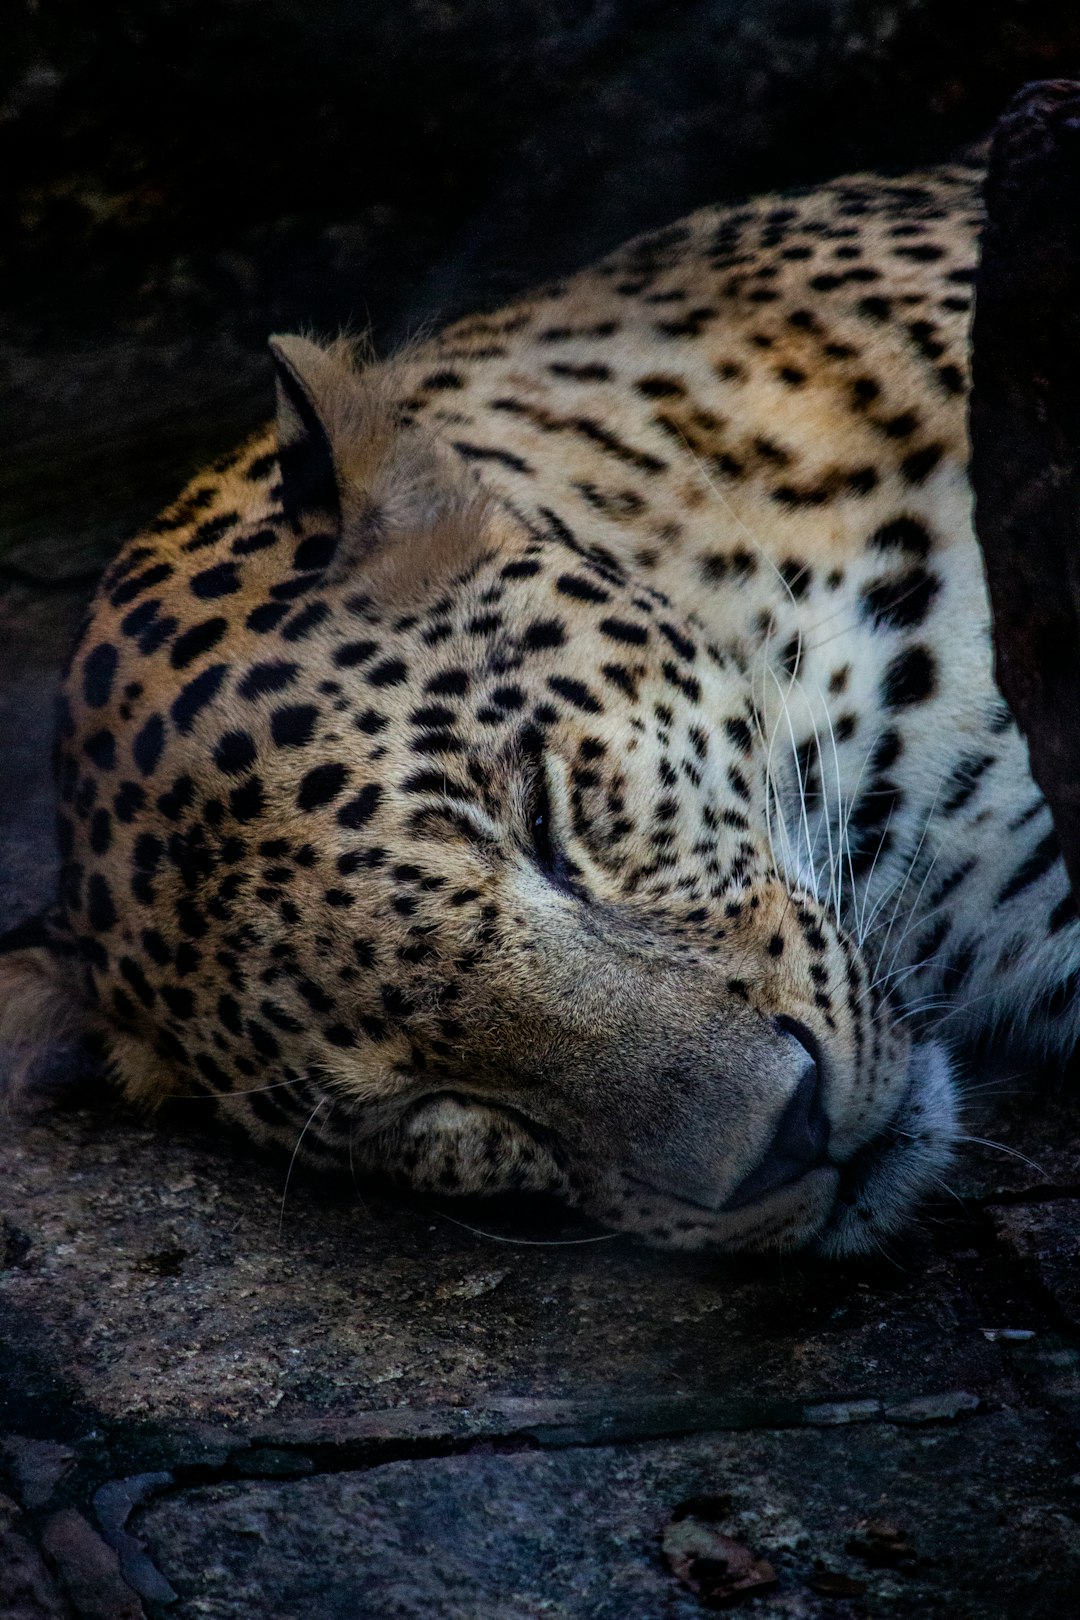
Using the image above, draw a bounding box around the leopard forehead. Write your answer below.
[46,159,1006,1254]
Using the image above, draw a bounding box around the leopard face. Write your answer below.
[9,161,1075,1258]
[34,328,957,1258]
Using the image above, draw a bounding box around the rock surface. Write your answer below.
[135,1413,1080,1620]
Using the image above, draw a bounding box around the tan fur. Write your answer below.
[270,334,510,603]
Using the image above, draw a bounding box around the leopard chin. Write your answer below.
[811,1040,958,1258]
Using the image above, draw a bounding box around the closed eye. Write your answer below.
[529,761,558,873]
[520,729,576,891]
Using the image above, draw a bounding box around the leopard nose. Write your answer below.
[722,1017,831,1212]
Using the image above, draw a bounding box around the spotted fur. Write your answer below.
[2,159,1073,1255]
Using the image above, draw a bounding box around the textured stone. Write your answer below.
[0,1101,1026,1439]
[1,1434,75,1510]
[39,1509,144,1620]
[0,1494,70,1620]
[987,1199,1080,1328]
[134,1412,1080,1620]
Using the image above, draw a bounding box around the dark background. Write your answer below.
[4,0,1080,577]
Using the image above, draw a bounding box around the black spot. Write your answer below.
[117,957,155,1009]
[871,728,901,772]
[338,783,383,829]
[845,466,878,496]
[522,619,566,652]
[779,559,811,600]
[548,676,602,714]
[600,617,648,646]
[271,705,319,747]
[171,618,228,669]
[727,766,751,802]
[659,622,696,660]
[87,873,117,932]
[636,375,685,398]
[135,612,180,656]
[114,781,146,822]
[157,774,195,821]
[724,717,753,754]
[557,574,610,604]
[293,534,337,571]
[403,769,467,796]
[426,669,470,697]
[214,730,258,776]
[217,993,243,1035]
[133,714,166,776]
[297,763,350,811]
[142,929,171,966]
[171,664,229,734]
[182,511,240,553]
[550,361,612,382]
[453,442,532,473]
[895,241,945,262]
[857,295,892,322]
[133,832,163,872]
[89,808,112,854]
[247,603,292,634]
[900,444,944,485]
[120,600,161,641]
[941,753,995,816]
[861,567,940,629]
[997,830,1060,906]
[109,562,174,607]
[367,658,408,688]
[281,601,331,642]
[880,411,919,439]
[1050,893,1077,934]
[238,661,300,700]
[191,563,241,599]
[655,307,716,337]
[83,644,118,708]
[881,646,936,709]
[161,984,196,1021]
[423,369,464,390]
[354,708,389,735]
[868,516,932,558]
[229,777,266,822]
[233,529,279,556]
[83,730,116,770]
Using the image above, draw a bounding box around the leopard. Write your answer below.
[3,155,1076,1259]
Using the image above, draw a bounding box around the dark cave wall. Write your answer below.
[3,1,1080,572]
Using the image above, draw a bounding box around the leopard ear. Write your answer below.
[269,333,344,533]
[268,333,507,597]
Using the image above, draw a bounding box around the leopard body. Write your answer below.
[3,157,1074,1255]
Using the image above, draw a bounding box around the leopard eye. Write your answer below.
[529,763,557,874]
